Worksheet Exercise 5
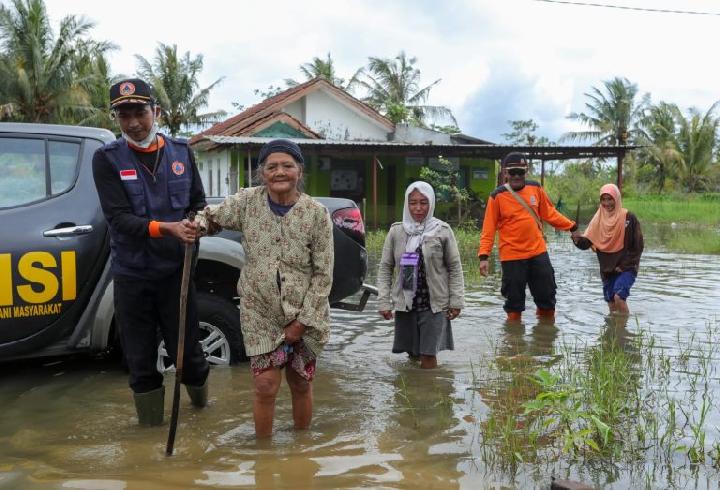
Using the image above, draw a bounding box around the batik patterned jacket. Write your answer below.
[196,186,334,357]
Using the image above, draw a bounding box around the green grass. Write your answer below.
[366,225,484,285]
[623,194,720,226]
[564,195,720,227]
[649,224,720,254]
[553,193,720,254]
[472,319,720,482]
[366,193,720,263]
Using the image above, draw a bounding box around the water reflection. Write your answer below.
[599,314,635,352]
[500,317,560,362]
[473,314,650,485]
[254,448,321,489]
[1,234,720,488]
[377,366,463,488]
[488,317,562,415]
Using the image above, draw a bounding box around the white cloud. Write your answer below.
[41,0,720,140]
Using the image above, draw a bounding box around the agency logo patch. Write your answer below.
[119,82,135,96]
[530,195,537,205]
[171,161,185,176]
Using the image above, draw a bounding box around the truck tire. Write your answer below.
[156,292,247,373]
[196,291,247,364]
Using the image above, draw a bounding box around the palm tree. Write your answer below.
[136,43,225,137]
[673,103,719,192]
[638,102,719,192]
[563,77,649,146]
[75,44,119,130]
[0,0,109,123]
[357,51,456,127]
[637,102,682,192]
[285,52,363,91]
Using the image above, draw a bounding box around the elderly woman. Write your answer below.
[572,183,643,315]
[193,139,333,438]
[377,181,465,369]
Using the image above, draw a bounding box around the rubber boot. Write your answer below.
[506,311,522,321]
[536,308,555,319]
[133,386,165,426]
[185,380,208,408]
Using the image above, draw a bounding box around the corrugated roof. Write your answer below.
[207,135,409,146]
[195,135,636,160]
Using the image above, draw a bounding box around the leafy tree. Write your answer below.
[636,102,682,192]
[430,123,462,134]
[563,77,649,146]
[502,119,553,174]
[636,102,719,192]
[230,85,285,114]
[136,43,225,136]
[502,119,551,146]
[420,156,470,224]
[357,51,455,127]
[75,47,120,130]
[673,103,719,192]
[544,160,615,213]
[0,0,111,123]
[285,52,363,91]
[253,84,284,100]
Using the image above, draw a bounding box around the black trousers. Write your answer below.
[114,271,209,393]
[500,252,556,313]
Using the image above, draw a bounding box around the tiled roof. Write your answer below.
[229,111,322,139]
[190,78,393,145]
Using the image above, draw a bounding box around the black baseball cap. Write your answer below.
[109,78,155,109]
[501,152,528,168]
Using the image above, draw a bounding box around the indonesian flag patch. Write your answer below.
[120,169,138,181]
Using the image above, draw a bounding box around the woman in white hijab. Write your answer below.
[377,181,465,369]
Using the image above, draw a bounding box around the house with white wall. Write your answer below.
[190,77,499,225]
[191,77,394,196]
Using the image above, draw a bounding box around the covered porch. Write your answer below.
[191,135,633,228]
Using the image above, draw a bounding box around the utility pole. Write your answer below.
[617,130,628,191]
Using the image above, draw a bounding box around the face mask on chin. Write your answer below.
[123,120,159,149]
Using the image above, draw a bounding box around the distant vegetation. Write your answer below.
[1,0,718,196]
[0,0,223,136]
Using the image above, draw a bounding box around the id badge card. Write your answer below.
[400,252,420,267]
[400,252,420,291]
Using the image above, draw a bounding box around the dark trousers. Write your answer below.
[114,271,209,393]
[500,252,556,313]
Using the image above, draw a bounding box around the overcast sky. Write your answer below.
[41,0,720,142]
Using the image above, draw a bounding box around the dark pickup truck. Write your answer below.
[0,123,376,368]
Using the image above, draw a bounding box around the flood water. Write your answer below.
[1,235,719,489]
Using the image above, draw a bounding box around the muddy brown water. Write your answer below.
[1,237,719,489]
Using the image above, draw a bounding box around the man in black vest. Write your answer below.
[92,78,210,426]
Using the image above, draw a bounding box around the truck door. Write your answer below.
[0,134,109,357]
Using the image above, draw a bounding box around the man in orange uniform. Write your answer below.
[478,152,577,321]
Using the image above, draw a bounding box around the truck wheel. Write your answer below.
[156,292,247,373]
[196,292,247,364]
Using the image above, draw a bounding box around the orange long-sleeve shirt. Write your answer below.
[478,181,576,262]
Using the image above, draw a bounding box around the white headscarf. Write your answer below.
[402,181,442,253]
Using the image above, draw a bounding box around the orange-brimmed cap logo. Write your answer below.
[119,82,136,96]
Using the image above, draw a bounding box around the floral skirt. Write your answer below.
[250,340,317,381]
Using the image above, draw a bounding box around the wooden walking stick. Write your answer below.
[166,212,196,456]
